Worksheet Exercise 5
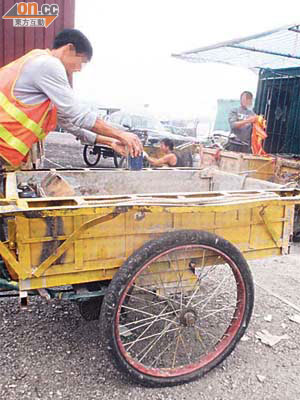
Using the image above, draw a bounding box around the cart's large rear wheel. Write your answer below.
[100,230,254,387]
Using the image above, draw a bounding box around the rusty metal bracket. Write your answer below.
[259,206,282,248]
[32,211,121,278]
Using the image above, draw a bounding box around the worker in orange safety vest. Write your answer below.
[0,29,142,171]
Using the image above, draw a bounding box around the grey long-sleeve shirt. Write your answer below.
[228,106,255,145]
[13,53,97,144]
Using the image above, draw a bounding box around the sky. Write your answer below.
[74,0,299,120]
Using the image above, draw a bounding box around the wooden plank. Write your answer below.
[63,0,75,29]
[15,216,33,277]
[282,205,295,255]
[18,247,282,291]
[45,0,55,49]
[34,0,46,48]
[74,215,84,270]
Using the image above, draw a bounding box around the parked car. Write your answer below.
[105,111,198,146]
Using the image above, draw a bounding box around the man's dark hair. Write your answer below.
[53,29,93,60]
[161,138,174,151]
[240,91,253,100]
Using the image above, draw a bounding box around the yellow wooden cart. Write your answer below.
[0,167,298,387]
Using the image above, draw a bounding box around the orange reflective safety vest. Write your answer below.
[251,115,268,156]
[0,49,57,167]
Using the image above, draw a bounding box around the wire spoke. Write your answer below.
[150,329,180,367]
[193,275,228,310]
[124,326,180,348]
[194,324,220,342]
[167,253,186,312]
[178,332,192,364]
[194,326,207,351]
[156,268,180,316]
[133,284,182,308]
[125,305,169,351]
[120,305,179,326]
[137,322,178,363]
[199,303,237,322]
[172,330,181,368]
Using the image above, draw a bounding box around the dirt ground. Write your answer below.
[1,132,300,400]
[43,131,115,169]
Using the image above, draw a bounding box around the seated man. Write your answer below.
[228,91,258,153]
[145,138,185,167]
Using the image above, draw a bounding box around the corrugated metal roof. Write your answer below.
[0,0,75,68]
[172,24,300,70]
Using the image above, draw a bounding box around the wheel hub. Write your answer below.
[180,308,198,327]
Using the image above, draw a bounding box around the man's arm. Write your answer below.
[58,113,133,156]
[94,134,127,156]
[33,57,142,156]
[233,116,257,129]
[229,109,257,130]
[146,153,176,167]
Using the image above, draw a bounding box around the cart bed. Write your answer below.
[0,168,298,291]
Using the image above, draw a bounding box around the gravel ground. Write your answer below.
[43,131,115,169]
[1,132,300,400]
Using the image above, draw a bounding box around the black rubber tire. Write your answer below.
[113,153,121,168]
[76,281,109,321]
[117,156,127,168]
[100,230,254,387]
[78,297,103,321]
[83,145,101,167]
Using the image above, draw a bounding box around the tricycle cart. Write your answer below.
[0,167,298,386]
[83,144,121,168]
[82,127,150,168]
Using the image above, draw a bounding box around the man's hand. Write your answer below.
[234,114,258,129]
[92,119,143,157]
[247,115,258,124]
[119,131,143,157]
[111,140,127,156]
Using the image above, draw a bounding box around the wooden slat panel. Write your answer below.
[33,0,45,49]
[53,0,63,45]
[63,0,75,29]
[3,0,15,65]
